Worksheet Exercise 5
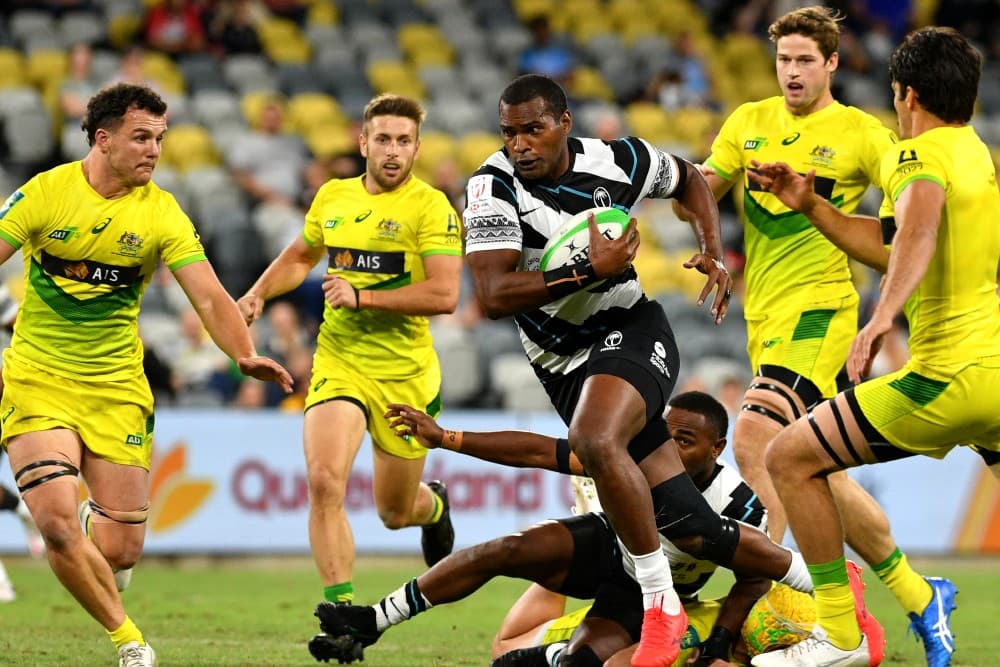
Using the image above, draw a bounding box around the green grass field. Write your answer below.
[0,555,997,666]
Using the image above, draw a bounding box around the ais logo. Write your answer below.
[79,442,214,533]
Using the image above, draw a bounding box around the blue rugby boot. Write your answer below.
[907,577,957,667]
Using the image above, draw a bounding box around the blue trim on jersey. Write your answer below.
[538,183,593,200]
[740,493,759,522]
[622,137,639,181]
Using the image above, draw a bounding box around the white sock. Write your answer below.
[630,548,681,614]
[0,558,9,582]
[545,641,567,666]
[372,578,432,631]
[779,548,814,593]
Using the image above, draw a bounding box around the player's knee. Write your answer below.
[567,430,617,472]
[478,532,533,569]
[306,468,348,509]
[377,507,409,530]
[31,510,84,552]
[765,428,802,484]
[102,539,143,571]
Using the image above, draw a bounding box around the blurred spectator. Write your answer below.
[431,157,466,213]
[263,0,307,25]
[105,45,160,91]
[209,0,265,55]
[518,15,575,85]
[228,97,308,209]
[59,43,102,123]
[592,108,624,141]
[143,342,177,405]
[170,308,232,402]
[145,0,208,57]
[303,148,364,206]
[276,346,313,412]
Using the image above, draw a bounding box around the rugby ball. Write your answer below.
[539,207,631,271]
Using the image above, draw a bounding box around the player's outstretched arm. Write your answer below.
[174,259,293,393]
[385,403,584,473]
[749,160,889,272]
[674,159,732,324]
[238,236,325,325]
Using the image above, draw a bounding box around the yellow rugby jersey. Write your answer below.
[303,175,461,379]
[706,97,896,318]
[0,162,206,380]
[880,125,1000,370]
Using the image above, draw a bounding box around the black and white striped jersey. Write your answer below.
[463,136,685,376]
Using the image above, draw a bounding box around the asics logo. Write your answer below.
[91,217,112,234]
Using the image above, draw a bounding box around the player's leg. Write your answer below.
[7,432,134,630]
[570,373,686,667]
[492,584,571,658]
[303,398,367,604]
[80,450,149,578]
[313,514,594,663]
[369,364,454,567]
[756,389,900,665]
[566,303,686,666]
[491,477,604,660]
[78,447,156,663]
[830,470,943,647]
[737,301,855,544]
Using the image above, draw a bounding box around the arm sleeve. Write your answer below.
[463,168,522,254]
[881,139,947,204]
[703,104,748,182]
[417,190,462,257]
[159,195,207,271]
[0,181,40,249]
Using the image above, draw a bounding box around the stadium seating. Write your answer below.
[0,0,996,409]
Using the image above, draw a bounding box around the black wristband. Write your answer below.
[555,438,571,474]
[700,626,735,662]
[542,261,598,299]
[352,286,360,310]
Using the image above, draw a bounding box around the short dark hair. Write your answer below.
[499,74,568,119]
[768,6,841,61]
[362,93,426,135]
[82,84,167,147]
[889,27,981,124]
[668,391,729,439]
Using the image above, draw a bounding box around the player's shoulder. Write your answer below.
[135,178,187,217]
[729,96,784,122]
[837,103,897,138]
[404,175,450,202]
[314,175,361,202]
[27,161,81,194]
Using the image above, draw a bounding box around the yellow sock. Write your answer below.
[107,615,144,649]
[426,488,444,524]
[872,548,932,615]
[808,558,862,650]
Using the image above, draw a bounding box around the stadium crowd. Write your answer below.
[0,0,996,417]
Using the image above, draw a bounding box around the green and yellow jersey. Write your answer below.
[706,96,896,319]
[0,162,205,381]
[880,125,1000,371]
[303,175,461,380]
